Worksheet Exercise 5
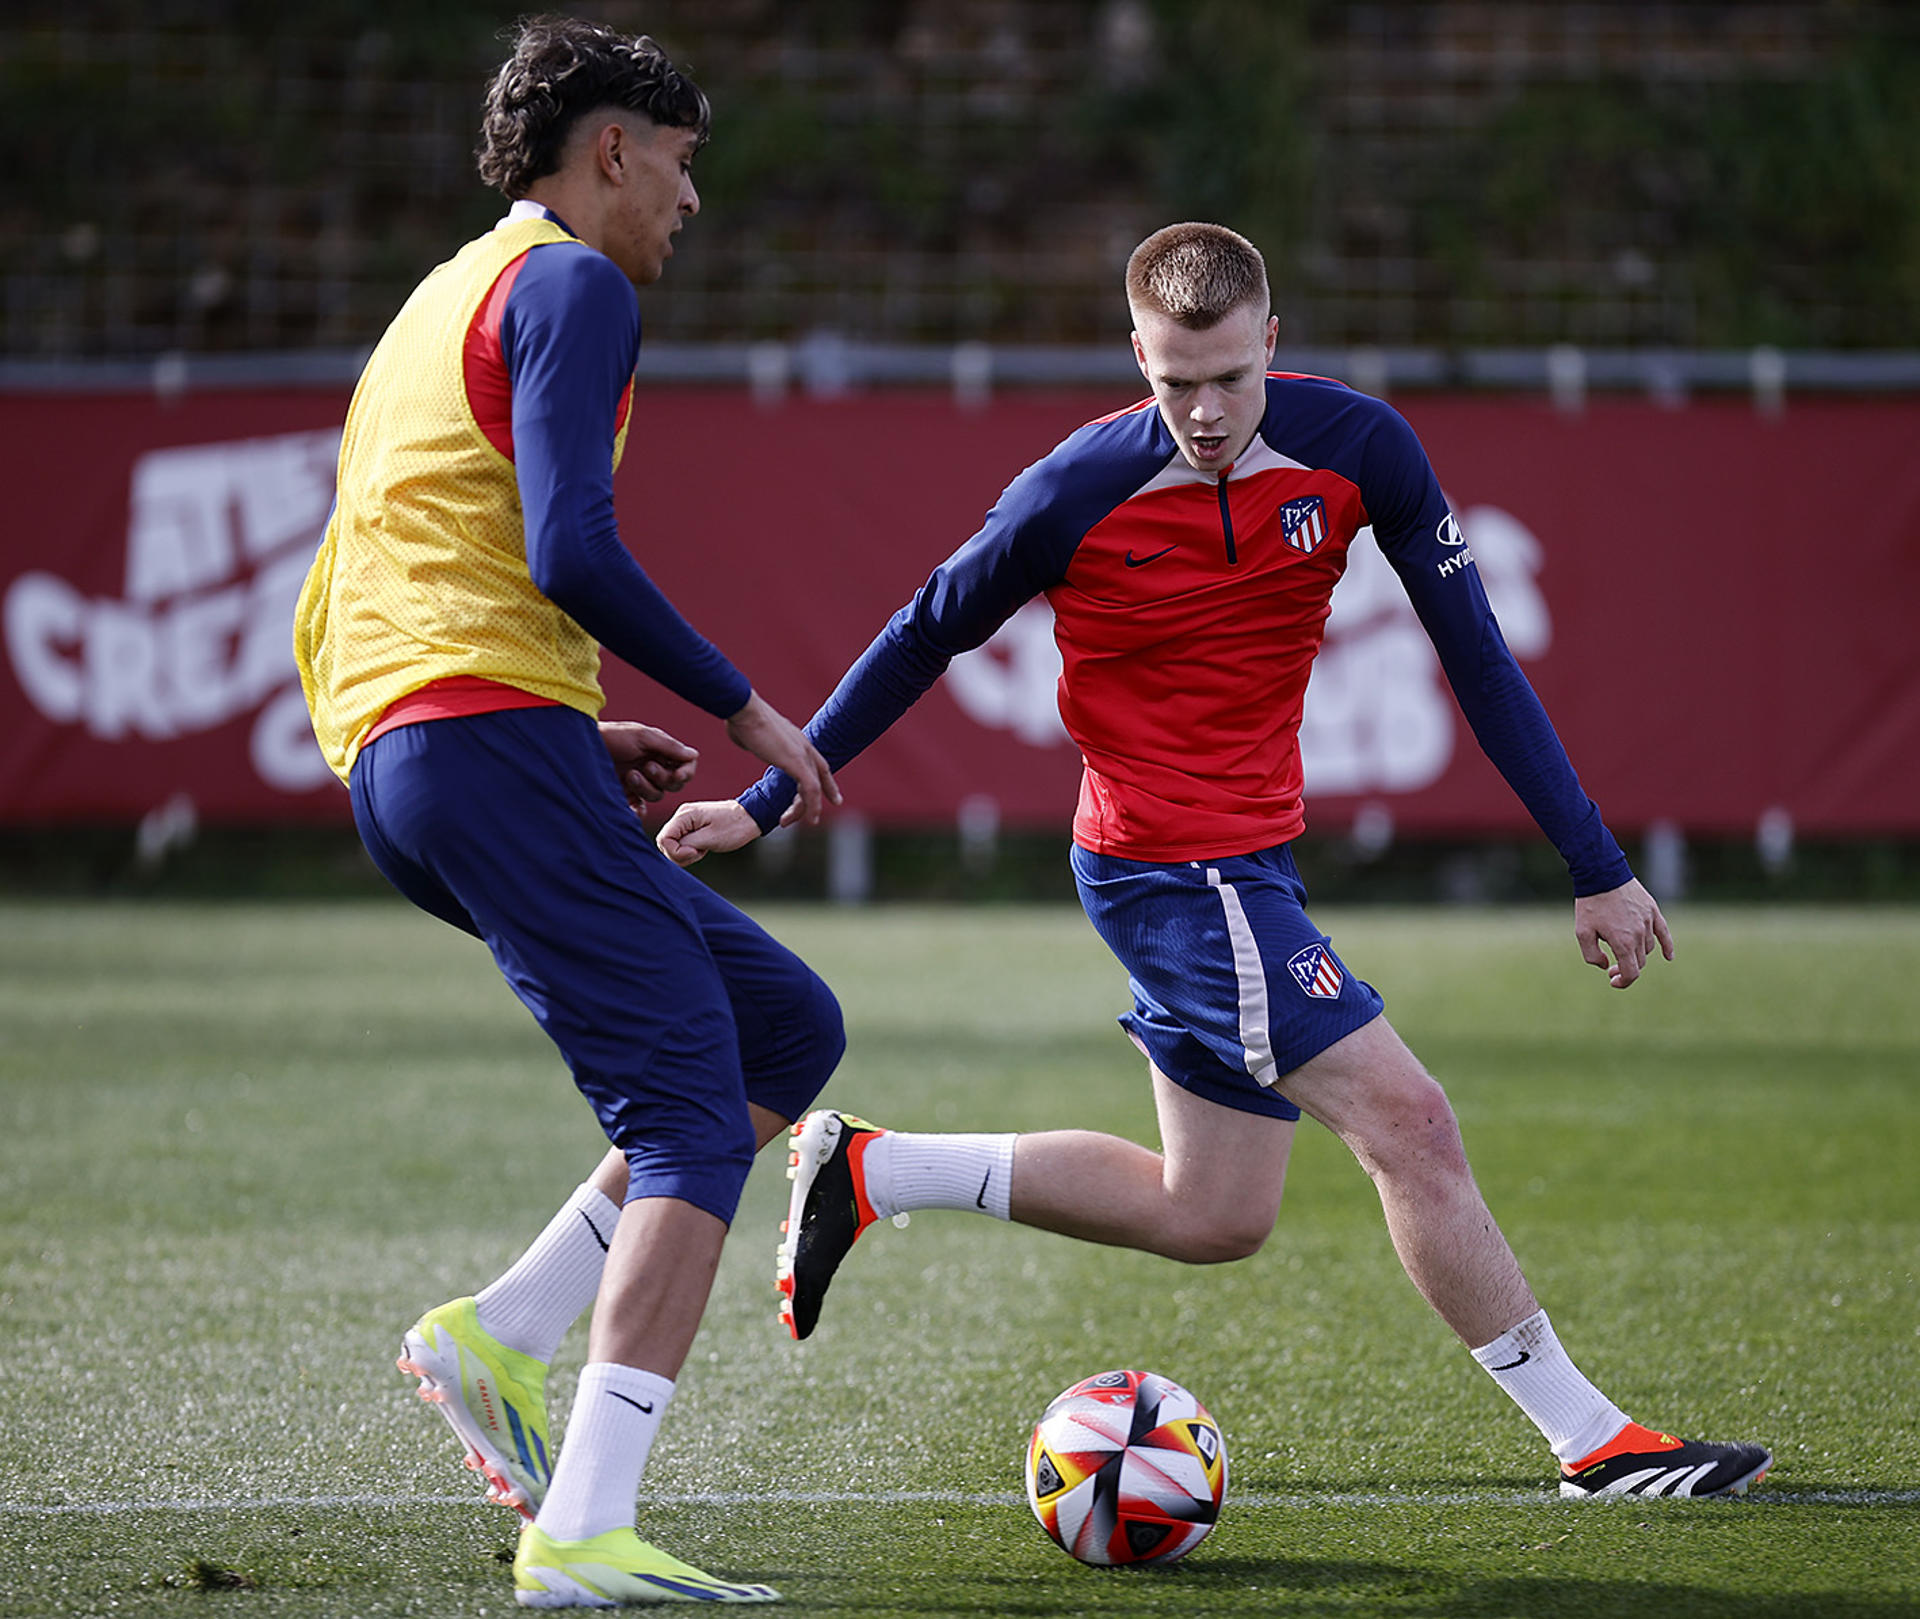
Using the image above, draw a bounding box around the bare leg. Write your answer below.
[584,1196,727,1376]
[854,1028,1666,1476]
[995,1016,1532,1343]
[1280,1016,1537,1346]
[586,1144,627,1203]
[1008,1070,1294,1263]
[583,1103,793,1378]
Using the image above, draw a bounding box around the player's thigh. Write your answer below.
[349,729,482,936]
[663,865,846,1122]
[477,808,735,1061]
[1151,1064,1295,1233]
[1074,841,1379,1112]
[352,710,761,1221]
[360,708,741,1066]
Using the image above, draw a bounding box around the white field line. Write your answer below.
[13,1487,1920,1517]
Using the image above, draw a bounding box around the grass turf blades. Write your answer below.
[2,900,1916,1615]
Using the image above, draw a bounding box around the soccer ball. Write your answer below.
[1024,1369,1227,1566]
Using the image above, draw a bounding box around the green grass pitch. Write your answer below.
[2,897,1917,1615]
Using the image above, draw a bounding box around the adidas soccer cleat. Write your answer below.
[776,1110,886,1341]
[1559,1422,1772,1499]
[514,1525,779,1606]
[398,1297,552,1519]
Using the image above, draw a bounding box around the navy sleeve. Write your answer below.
[1360,403,1633,896]
[736,448,1087,832]
[503,244,751,719]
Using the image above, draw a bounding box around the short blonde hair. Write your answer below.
[1125,222,1269,329]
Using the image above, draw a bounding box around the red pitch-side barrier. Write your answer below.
[3,385,1917,838]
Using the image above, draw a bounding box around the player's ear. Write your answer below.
[1262,314,1278,363]
[1130,331,1149,380]
[596,119,627,183]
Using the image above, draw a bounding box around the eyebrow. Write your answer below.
[1155,363,1246,388]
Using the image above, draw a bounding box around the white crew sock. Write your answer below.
[860,1131,1017,1221]
[1470,1308,1630,1464]
[473,1182,620,1363]
[534,1363,676,1542]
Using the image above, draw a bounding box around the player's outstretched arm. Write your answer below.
[1573,878,1675,989]
[598,721,699,810]
[657,799,760,866]
[726,690,841,825]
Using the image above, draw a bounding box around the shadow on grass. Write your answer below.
[775,1557,1919,1617]
[1384,1576,1912,1619]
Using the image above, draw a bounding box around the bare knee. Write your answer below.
[1351,1070,1471,1183]
[1163,1205,1275,1264]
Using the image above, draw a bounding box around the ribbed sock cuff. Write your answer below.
[867,1131,1016,1220]
[1471,1309,1629,1464]
[475,1182,619,1362]
[534,1363,675,1542]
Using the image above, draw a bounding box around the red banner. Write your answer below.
[4,385,1917,838]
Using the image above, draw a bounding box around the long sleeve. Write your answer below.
[505,244,750,719]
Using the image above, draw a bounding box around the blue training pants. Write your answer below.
[348,705,845,1224]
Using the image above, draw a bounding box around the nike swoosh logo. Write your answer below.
[1490,1351,1531,1372]
[975,1170,993,1209]
[1123,545,1177,568]
[610,1391,655,1415]
[578,1208,611,1253]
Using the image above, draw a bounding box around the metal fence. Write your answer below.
[5,2,1914,358]
[5,343,1918,408]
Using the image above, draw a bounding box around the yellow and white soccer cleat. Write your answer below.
[397,1296,552,1518]
[514,1525,779,1606]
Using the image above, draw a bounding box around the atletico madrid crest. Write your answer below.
[1279,495,1328,555]
[1287,942,1344,999]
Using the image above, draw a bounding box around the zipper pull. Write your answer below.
[1215,464,1238,566]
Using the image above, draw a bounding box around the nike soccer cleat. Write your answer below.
[514,1525,779,1606]
[1559,1422,1772,1499]
[398,1296,552,1519]
[776,1110,886,1341]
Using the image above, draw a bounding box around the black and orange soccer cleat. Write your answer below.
[1559,1421,1772,1499]
[775,1110,888,1341]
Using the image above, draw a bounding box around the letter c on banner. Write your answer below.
[3,570,86,723]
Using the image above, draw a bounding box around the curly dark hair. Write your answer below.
[477,15,711,199]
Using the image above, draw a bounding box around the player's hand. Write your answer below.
[657,799,762,867]
[725,690,840,826]
[598,720,699,809]
[1574,878,1675,989]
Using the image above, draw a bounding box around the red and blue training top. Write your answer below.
[741,374,1630,894]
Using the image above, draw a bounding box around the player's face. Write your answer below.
[608,118,701,286]
[1131,302,1278,473]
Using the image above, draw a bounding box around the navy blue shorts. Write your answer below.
[349,705,844,1224]
[1071,841,1383,1120]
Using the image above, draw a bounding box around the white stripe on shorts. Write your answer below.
[1205,865,1279,1087]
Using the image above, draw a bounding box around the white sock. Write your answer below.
[473,1182,620,1363]
[1470,1308,1630,1464]
[861,1131,1016,1220]
[534,1363,675,1542]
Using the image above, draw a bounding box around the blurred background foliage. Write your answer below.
[3,0,1917,355]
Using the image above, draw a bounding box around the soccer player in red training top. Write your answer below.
[295,18,845,1605]
[659,222,1772,1502]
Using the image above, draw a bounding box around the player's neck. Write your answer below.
[522,177,607,256]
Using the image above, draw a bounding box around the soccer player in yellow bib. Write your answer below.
[295,17,840,1606]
